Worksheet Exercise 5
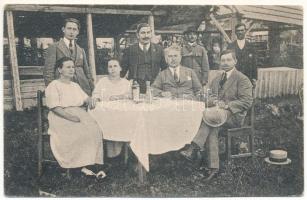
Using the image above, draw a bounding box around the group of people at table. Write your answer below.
[43,18,254,181]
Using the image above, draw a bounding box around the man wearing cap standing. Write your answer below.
[121,23,167,94]
[43,18,94,95]
[181,27,210,87]
[180,49,253,181]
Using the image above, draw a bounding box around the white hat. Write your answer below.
[202,106,228,127]
[265,150,291,165]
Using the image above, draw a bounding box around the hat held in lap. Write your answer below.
[202,106,228,127]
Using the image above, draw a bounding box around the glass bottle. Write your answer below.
[132,80,140,102]
[145,81,152,104]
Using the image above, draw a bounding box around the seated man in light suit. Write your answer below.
[152,45,203,99]
[180,49,253,181]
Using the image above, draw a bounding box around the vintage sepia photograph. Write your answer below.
[2,2,304,197]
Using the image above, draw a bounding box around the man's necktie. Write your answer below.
[174,68,179,83]
[219,72,227,88]
[69,40,74,55]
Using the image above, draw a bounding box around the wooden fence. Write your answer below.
[3,66,303,110]
[255,67,303,98]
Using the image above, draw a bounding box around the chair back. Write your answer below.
[37,90,48,135]
[242,83,256,127]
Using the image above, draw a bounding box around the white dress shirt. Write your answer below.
[237,39,246,50]
[188,42,196,46]
[139,43,150,51]
[63,37,75,48]
[169,66,180,80]
[226,67,235,79]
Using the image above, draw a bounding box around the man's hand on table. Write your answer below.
[215,100,229,110]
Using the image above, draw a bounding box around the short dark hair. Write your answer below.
[55,57,74,69]
[107,58,121,66]
[63,18,81,30]
[235,23,246,31]
[136,23,151,33]
[220,49,236,60]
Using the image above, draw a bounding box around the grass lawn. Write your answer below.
[4,96,304,197]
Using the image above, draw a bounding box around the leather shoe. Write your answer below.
[203,168,219,181]
[180,144,200,162]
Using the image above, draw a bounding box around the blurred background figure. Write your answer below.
[207,37,221,70]
[181,26,209,86]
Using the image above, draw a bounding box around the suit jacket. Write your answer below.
[227,40,257,80]
[208,68,253,127]
[181,43,210,85]
[152,66,202,99]
[121,43,167,81]
[43,39,94,95]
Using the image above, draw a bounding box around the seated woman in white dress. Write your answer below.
[92,59,131,158]
[45,57,106,179]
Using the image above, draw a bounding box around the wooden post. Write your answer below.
[246,22,256,36]
[86,13,97,83]
[6,11,23,111]
[268,24,281,66]
[209,14,232,44]
[148,14,155,43]
[137,161,147,184]
[230,13,239,41]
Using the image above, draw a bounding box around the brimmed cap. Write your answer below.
[183,26,198,34]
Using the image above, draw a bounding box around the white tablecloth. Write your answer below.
[89,98,205,171]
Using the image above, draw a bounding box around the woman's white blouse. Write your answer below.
[92,77,131,101]
[45,80,88,108]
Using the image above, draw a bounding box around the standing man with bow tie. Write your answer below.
[121,23,167,94]
[181,26,210,87]
[43,18,94,95]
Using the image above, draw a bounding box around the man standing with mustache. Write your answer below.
[121,23,167,94]
[43,18,94,95]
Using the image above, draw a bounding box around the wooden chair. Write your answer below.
[221,86,256,162]
[37,90,71,179]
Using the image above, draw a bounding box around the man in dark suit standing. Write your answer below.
[181,50,253,181]
[227,23,257,81]
[181,27,210,87]
[43,18,94,95]
[121,23,167,94]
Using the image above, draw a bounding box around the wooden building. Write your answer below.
[4,5,167,111]
[3,5,303,111]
